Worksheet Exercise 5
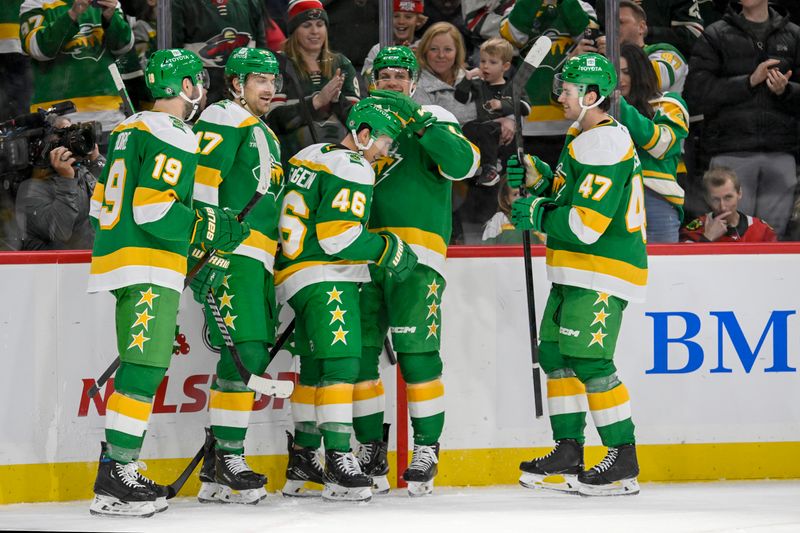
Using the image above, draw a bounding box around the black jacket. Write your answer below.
[685,6,800,155]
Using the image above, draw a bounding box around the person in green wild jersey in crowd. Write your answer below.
[349,46,479,498]
[190,47,285,506]
[86,49,250,518]
[508,53,647,497]
[276,98,417,502]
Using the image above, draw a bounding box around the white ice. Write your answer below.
[2,481,799,532]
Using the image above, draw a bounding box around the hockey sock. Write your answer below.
[105,362,166,463]
[539,341,588,443]
[399,352,444,446]
[293,355,322,450]
[317,357,359,452]
[353,346,385,443]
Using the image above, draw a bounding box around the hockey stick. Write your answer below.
[512,36,551,419]
[108,62,136,118]
[165,426,215,499]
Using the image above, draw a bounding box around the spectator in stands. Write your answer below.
[619,0,689,94]
[618,43,688,243]
[19,0,134,135]
[0,0,31,122]
[172,0,267,105]
[267,0,360,166]
[419,0,472,57]
[685,0,800,238]
[413,21,476,124]
[15,117,104,250]
[499,0,596,167]
[680,167,777,242]
[363,0,428,80]
[481,178,543,245]
[324,0,380,74]
[462,0,515,58]
[455,37,528,187]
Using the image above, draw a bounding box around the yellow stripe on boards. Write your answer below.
[353,380,385,401]
[407,379,444,402]
[546,248,648,287]
[106,392,152,422]
[369,227,447,257]
[317,220,360,241]
[547,377,585,398]
[132,187,178,207]
[33,95,122,114]
[90,247,186,276]
[587,384,631,411]
[195,166,223,187]
[209,390,254,411]
[316,383,354,405]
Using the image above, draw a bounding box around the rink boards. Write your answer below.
[1,244,800,503]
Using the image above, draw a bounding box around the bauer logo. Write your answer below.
[645,310,798,374]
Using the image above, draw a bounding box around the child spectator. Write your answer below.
[482,178,544,244]
[363,0,429,80]
[455,37,530,187]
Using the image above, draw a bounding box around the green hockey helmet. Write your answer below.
[371,45,419,83]
[347,98,404,143]
[225,47,283,92]
[145,49,205,99]
[553,52,617,98]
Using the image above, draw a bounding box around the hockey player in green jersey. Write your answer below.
[276,98,417,502]
[509,53,647,497]
[86,49,250,518]
[352,46,480,497]
[190,47,284,505]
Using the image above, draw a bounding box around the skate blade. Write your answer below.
[407,479,434,497]
[322,483,372,502]
[578,477,640,497]
[519,473,579,494]
[89,495,156,518]
[282,479,323,498]
[371,475,390,495]
[153,496,168,513]
[198,482,267,504]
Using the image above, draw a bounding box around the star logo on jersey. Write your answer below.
[218,291,234,310]
[136,287,159,309]
[332,325,349,345]
[591,309,610,327]
[128,330,150,352]
[426,302,439,319]
[426,321,439,339]
[588,329,608,348]
[326,286,343,304]
[223,311,238,329]
[329,305,347,325]
[593,292,611,306]
[426,280,440,299]
[132,309,154,331]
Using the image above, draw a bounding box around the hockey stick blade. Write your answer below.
[512,36,552,94]
[246,373,294,398]
[165,427,214,499]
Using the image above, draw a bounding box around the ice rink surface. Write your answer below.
[2,481,799,532]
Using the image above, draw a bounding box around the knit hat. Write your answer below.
[287,0,329,34]
[394,0,424,13]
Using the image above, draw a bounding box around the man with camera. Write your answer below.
[15,117,104,250]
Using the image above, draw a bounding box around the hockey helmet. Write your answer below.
[346,98,404,142]
[553,52,617,98]
[225,47,283,92]
[372,45,420,83]
[145,49,205,99]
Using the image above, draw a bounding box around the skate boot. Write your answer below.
[578,444,640,496]
[199,448,267,504]
[97,441,168,513]
[356,424,390,495]
[322,450,373,502]
[519,439,584,493]
[402,442,439,497]
[282,431,325,498]
[89,450,157,518]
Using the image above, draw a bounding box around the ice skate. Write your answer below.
[89,452,157,518]
[134,464,169,512]
[578,444,640,496]
[403,442,439,497]
[198,447,267,504]
[197,438,222,504]
[322,450,372,502]
[356,424,390,495]
[282,431,324,498]
[519,439,584,494]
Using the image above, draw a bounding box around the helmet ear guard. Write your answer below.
[346,97,404,153]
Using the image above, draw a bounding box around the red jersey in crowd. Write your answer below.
[680,212,778,242]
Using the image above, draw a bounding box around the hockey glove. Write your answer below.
[510,196,556,232]
[186,246,230,303]
[371,89,436,134]
[376,231,419,283]
[506,154,553,196]
[190,206,251,253]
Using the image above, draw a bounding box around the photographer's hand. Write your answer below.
[96,0,119,21]
[569,38,599,59]
[50,147,76,179]
[68,0,90,21]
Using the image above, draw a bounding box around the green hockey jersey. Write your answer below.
[274,143,387,302]
[644,42,688,94]
[88,111,199,293]
[619,92,688,218]
[193,100,284,274]
[1,0,22,53]
[368,105,479,276]
[542,119,648,302]
[19,0,133,128]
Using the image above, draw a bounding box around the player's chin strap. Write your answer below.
[351,129,375,153]
[576,91,605,125]
[180,85,204,122]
